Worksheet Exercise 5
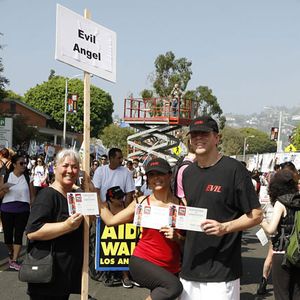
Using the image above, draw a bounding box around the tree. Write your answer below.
[239,128,277,154]
[141,51,225,127]
[100,124,134,156]
[141,89,154,99]
[291,126,300,150]
[221,127,277,156]
[48,69,56,80]
[5,90,23,100]
[220,127,244,155]
[0,33,9,100]
[152,51,192,97]
[185,86,225,129]
[12,115,39,147]
[23,76,113,137]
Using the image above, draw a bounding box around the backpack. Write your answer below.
[278,193,300,267]
[285,210,300,267]
[171,157,193,196]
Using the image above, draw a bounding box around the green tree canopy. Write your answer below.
[13,115,39,147]
[239,128,277,154]
[100,124,134,156]
[185,86,225,129]
[291,125,300,150]
[151,51,192,97]
[5,90,23,100]
[220,127,244,155]
[221,127,277,156]
[141,51,225,127]
[23,76,113,137]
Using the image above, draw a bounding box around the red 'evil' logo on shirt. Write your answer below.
[205,184,222,193]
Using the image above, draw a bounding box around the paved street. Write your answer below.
[0,226,274,300]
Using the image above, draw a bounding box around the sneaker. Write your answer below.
[257,277,267,295]
[122,278,133,288]
[132,280,141,287]
[9,260,21,271]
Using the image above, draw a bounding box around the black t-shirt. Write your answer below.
[181,156,260,282]
[26,187,83,296]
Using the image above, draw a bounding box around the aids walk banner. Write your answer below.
[55,4,116,82]
[95,218,141,271]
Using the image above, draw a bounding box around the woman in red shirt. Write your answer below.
[99,158,184,300]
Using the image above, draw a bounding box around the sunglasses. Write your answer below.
[37,160,42,163]
[18,162,26,166]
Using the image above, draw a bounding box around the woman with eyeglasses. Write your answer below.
[0,154,34,270]
[90,159,100,179]
[31,156,49,195]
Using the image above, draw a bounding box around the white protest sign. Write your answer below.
[0,117,13,148]
[55,4,116,82]
[46,146,56,157]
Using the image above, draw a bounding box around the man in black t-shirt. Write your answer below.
[180,116,262,300]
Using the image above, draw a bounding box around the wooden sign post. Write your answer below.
[81,9,91,299]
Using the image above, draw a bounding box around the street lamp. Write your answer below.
[62,74,83,147]
[243,135,255,161]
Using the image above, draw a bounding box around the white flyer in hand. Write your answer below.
[133,204,207,232]
[175,205,208,232]
[256,228,269,246]
[67,192,99,216]
[133,204,171,229]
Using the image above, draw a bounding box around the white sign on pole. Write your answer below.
[0,117,13,148]
[55,4,117,82]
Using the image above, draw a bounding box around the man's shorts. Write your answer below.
[179,277,240,300]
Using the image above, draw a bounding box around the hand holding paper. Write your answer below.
[67,192,99,216]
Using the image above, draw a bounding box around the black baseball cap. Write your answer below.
[145,158,171,174]
[188,116,219,134]
[106,186,125,201]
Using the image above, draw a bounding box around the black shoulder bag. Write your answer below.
[19,242,54,283]
[19,198,61,283]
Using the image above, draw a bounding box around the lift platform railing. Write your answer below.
[123,97,194,122]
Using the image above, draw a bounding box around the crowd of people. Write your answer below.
[1,115,300,299]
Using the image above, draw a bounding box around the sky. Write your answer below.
[1,0,300,118]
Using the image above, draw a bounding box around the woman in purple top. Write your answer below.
[0,154,34,270]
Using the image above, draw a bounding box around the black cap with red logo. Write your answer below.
[188,116,219,134]
[145,158,171,175]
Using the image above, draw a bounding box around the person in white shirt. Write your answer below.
[31,156,49,194]
[0,154,34,270]
[92,148,135,288]
[93,148,135,205]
